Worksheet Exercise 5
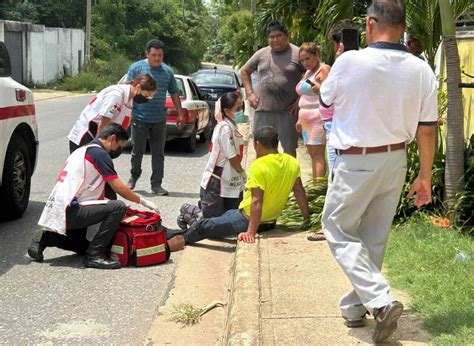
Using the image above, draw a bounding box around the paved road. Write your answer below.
[0,95,208,343]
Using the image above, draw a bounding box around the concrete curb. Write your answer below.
[225,118,261,345]
[225,239,261,345]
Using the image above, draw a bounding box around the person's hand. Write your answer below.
[139,197,160,213]
[335,42,345,58]
[311,81,321,94]
[177,109,186,130]
[295,121,302,133]
[407,176,432,208]
[247,93,259,109]
[287,98,299,116]
[238,231,256,243]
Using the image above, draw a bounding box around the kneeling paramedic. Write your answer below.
[28,124,161,269]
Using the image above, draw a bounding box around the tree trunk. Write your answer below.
[439,0,465,207]
[444,35,465,205]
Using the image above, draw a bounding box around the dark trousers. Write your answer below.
[44,200,126,257]
[199,166,242,218]
[130,119,166,188]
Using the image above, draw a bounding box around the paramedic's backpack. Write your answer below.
[110,208,170,267]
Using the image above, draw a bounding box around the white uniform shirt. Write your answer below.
[38,144,108,234]
[68,84,132,145]
[200,119,245,198]
[320,42,438,150]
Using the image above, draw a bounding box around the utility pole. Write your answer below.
[251,0,257,52]
[85,0,92,65]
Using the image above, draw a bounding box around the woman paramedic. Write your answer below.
[67,73,157,153]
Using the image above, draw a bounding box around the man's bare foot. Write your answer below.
[168,235,185,252]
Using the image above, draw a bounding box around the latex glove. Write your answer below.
[139,197,160,214]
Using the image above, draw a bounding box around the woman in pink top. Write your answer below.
[295,42,331,179]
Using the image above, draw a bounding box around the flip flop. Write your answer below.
[307,231,326,241]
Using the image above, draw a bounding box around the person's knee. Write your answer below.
[109,200,127,216]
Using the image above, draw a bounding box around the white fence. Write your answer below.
[0,20,84,85]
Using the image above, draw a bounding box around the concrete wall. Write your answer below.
[0,20,84,85]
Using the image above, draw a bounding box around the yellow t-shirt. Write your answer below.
[239,153,301,222]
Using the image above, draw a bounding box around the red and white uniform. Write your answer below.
[200,119,245,198]
[38,142,117,234]
[68,84,132,145]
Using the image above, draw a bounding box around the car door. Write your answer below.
[187,79,209,131]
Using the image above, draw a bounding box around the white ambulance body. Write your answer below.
[0,42,38,219]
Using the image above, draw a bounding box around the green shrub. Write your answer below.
[61,72,108,92]
[59,54,131,92]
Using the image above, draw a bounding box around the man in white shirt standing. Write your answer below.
[319,0,437,342]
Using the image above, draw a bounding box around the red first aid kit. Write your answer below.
[110,208,170,267]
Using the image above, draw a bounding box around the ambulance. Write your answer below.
[0,42,38,220]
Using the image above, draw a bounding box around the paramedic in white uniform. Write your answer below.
[28,124,161,270]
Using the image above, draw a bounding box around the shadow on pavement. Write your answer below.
[0,200,45,276]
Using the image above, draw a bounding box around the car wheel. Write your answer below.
[0,134,32,220]
[183,125,197,153]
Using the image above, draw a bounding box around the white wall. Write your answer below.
[1,20,85,85]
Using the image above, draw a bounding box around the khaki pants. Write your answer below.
[322,150,406,319]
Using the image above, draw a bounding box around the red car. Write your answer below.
[120,74,211,153]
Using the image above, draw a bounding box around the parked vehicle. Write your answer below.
[191,68,243,115]
[0,42,38,220]
[120,74,211,153]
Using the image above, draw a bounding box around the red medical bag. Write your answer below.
[110,208,170,267]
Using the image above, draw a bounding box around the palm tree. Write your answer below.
[439,0,466,205]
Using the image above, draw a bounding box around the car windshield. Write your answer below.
[194,72,237,86]
[166,78,186,98]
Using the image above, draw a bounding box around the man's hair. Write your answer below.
[98,123,129,142]
[329,19,358,43]
[367,0,406,26]
[299,42,320,58]
[254,126,278,149]
[146,39,165,53]
[266,20,288,36]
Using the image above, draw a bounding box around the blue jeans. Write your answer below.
[182,209,249,244]
[324,121,337,175]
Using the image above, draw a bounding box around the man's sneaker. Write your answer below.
[179,203,202,226]
[372,301,404,343]
[177,214,188,230]
[28,229,48,262]
[151,185,169,196]
[127,176,138,190]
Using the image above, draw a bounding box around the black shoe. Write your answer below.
[127,176,138,190]
[151,185,169,196]
[83,256,121,269]
[372,301,404,343]
[28,229,48,262]
[343,312,368,328]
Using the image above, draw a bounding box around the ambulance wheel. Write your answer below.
[0,134,32,220]
[183,125,197,153]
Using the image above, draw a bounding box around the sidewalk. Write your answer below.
[225,135,431,345]
[33,89,82,101]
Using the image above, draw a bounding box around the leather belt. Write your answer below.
[336,142,406,155]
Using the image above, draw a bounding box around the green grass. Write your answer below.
[385,214,474,345]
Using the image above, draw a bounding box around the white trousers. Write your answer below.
[322,150,406,319]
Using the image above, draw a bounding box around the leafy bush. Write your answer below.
[61,72,108,92]
[59,54,131,92]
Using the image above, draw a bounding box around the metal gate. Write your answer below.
[4,31,23,84]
